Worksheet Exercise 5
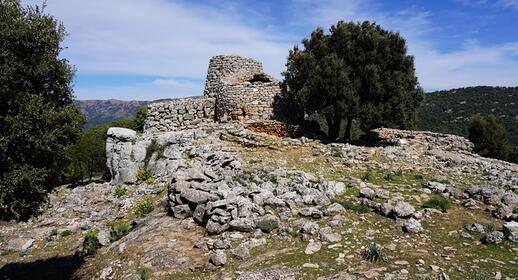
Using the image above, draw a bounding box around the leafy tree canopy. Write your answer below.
[283,21,424,142]
[468,114,510,161]
[0,0,84,220]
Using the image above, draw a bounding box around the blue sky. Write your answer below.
[23,0,518,100]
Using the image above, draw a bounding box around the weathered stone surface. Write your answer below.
[304,240,322,255]
[402,218,423,233]
[503,221,518,242]
[483,231,504,244]
[392,202,416,218]
[210,249,227,266]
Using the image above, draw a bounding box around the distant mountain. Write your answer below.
[419,86,518,143]
[76,99,152,129]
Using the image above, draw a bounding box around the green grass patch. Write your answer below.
[332,198,371,214]
[422,195,452,212]
[109,219,134,242]
[362,243,385,262]
[113,185,127,198]
[82,229,100,255]
[135,199,154,216]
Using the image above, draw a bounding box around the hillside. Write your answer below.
[419,86,518,143]
[1,123,517,279]
[76,99,151,129]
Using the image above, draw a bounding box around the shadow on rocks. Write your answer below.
[0,253,85,280]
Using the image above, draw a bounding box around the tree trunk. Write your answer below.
[343,117,353,143]
[327,116,341,141]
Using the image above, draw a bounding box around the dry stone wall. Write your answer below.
[142,55,281,133]
[216,80,281,121]
[144,97,215,133]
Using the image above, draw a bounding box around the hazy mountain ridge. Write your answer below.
[419,86,518,143]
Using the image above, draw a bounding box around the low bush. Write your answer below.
[113,185,127,198]
[136,199,154,216]
[82,229,100,255]
[109,220,134,242]
[136,167,154,182]
[422,195,451,212]
[60,229,72,237]
[139,266,152,280]
[362,243,385,262]
[361,171,373,182]
[471,271,492,280]
[332,199,371,214]
[256,218,279,233]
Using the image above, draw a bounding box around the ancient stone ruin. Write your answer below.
[144,55,281,133]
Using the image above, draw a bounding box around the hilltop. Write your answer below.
[419,86,518,143]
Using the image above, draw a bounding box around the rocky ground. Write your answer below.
[0,122,517,280]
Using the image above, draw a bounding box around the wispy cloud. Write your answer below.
[22,0,518,99]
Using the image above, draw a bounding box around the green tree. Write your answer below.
[283,21,424,142]
[0,0,85,220]
[468,114,510,160]
[133,105,148,133]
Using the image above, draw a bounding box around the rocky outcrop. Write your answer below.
[366,127,474,151]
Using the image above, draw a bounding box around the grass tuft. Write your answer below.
[422,195,452,212]
[332,199,371,214]
[362,243,385,262]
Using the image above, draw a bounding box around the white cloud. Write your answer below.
[76,78,204,101]
[22,0,518,100]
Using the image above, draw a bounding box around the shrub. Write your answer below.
[136,199,154,216]
[361,171,373,182]
[109,220,134,242]
[60,230,72,237]
[422,195,451,212]
[471,271,492,280]
[362,243,385,262]
[486,223,497,232]
[414,173,424,180]
[513,207,518,214]
[256,218,279,233]
[138,267,152,280]
[82,229,101,255]
[113,185,127,198]
[469,114,510,161]
[332,199,371,214]
[136,167,154,182]
[383,173,395,181]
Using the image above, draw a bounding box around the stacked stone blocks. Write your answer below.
[143,55,281,133]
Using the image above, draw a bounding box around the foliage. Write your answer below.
[0,1,85,220]
[419,86,518,144]
[144,140,166,166]
[136,167,154,182]
[113,185,127,198]
[109,219,133,242]
[361,171,373,182]
[139,267,152,280]
[82,229,100,255]
[332,199,371,214]
[256,218,279,233]
[362,243,385,262]
[66,118,135,184]
[283,20,423,142]
[136,199,154,216]
[133,105,148,133]
[471,271,493,280]
[60,229,71,237]
[422,195,452,212]
[468,114,510,161]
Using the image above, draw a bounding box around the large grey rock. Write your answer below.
[324,203,346,216]
[402,218,423,233]
[210,249,227,266]
[492,205,513,220]
[298,207,324,219]
[231,245,250,260]
[106,127,140,185]
[229,218,255,232]
[503,221,518,242]
[304,240,322,255]
[483,231,504,244]
[392,201,416,218]
[359,187,375,199]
